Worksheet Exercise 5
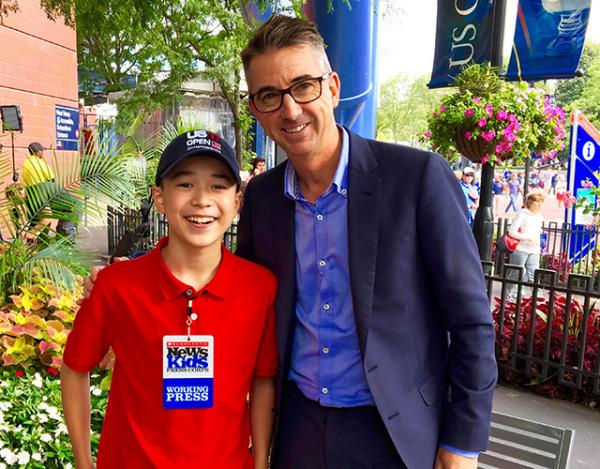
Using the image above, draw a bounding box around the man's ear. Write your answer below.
[152,185,165,214]
[328,72,341,109]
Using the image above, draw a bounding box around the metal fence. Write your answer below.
[483,260,600,398]
[107,206,238,255]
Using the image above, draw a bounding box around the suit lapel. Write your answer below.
[269,168,297,367]
[347,132,381,356]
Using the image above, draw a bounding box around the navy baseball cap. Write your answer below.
[155,130,241,186]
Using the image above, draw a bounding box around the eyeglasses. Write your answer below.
[249,72,331,113]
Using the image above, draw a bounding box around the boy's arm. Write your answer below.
[61,364,94,469]
[249,375,275,469]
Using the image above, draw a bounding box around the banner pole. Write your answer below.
[473,0,507,261]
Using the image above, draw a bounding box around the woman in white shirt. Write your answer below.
[508,192,546,294]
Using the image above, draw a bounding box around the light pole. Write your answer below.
[472,0,507,260]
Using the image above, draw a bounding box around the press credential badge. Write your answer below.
[163,335,214,409]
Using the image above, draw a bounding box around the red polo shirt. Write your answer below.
[64,237,278,469]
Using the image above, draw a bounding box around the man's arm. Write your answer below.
[60,364,94,469]
[249,376,275,469]
[417,154,497,451]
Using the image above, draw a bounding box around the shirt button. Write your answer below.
[185,289,193,297]
[341,189,347,195]
[316,214,324,221]
[322,347,329,354]
[321,387,329,394]
[323,303,330,311]
[319,260,327,267]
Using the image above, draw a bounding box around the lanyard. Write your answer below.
[185,292,199,339]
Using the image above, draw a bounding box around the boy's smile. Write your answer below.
[153,155,241,254]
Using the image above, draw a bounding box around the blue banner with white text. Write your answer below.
[429,0,494,89]
[506,0,591,81]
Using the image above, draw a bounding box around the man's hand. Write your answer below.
[78,257,128,304]
[434,447,477,469]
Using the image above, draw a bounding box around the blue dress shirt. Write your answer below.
[285,127,374,407]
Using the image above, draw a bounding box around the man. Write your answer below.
[505,173,521,213]
[23,141,78,241]
[459,167,479,225]
[238,14,497,469]
[23,142,54,186]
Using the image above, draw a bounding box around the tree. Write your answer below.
[555,42,600,126]
[377,74,449,146]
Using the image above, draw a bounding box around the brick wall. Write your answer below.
[0,0,77,168]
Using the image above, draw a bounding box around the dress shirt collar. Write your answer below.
[284,125,349,201]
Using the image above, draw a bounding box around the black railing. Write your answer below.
[484,260,600,399]
[107,206,238,256]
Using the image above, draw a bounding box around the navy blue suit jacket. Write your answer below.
[236,130,497,469]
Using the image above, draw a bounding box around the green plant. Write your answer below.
[0,133,137,301]
[0,274,81,370]
[422,64,567,165]
[0,368,107,467]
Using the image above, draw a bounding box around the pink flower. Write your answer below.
[503,129,516,142]
[481,130,496,142]
[464,109,474,118]
[464,131,472,140]
[473,97,482,103]
[424,131,431,138]
[485,104,494,117]
[508,114,517,123]
[478,119,487,128]
[440,106,447,112]
[15,370,25,378]
[481,155,490,164]
[496,110,507,120]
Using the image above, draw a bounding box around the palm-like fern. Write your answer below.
[0,134,138,301]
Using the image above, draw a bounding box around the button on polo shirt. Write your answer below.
[64,237,278,469]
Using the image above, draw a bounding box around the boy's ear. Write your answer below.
[233,190,242,212]
[152,185,165,214]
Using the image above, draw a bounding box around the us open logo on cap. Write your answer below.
[186,131,222,151]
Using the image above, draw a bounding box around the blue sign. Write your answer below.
[506,0,591,81]
[429,0,494,89]
[566,112,600,262]
[55,105,79,151]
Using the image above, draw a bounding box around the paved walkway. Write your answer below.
[493,385,600,467]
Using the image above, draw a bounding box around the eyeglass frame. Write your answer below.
[249,72,332,113]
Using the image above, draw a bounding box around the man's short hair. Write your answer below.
[251,157,266,170]
[242,14,332,81]
[28,142,45,155]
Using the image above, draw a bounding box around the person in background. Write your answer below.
[505,173,521,213]
[507,192,546,300]
[459,166,479,225]
[492,174,506,213]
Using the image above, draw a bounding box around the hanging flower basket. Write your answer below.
[453,129,491,163]
[421,64,566,165]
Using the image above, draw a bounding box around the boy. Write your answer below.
[61,130,278,469]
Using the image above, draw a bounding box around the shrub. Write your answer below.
[0,369,106,467]
[493,294,600,406]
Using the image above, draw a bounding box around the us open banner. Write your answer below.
[506,0,591,81]
[428,0,495,89]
